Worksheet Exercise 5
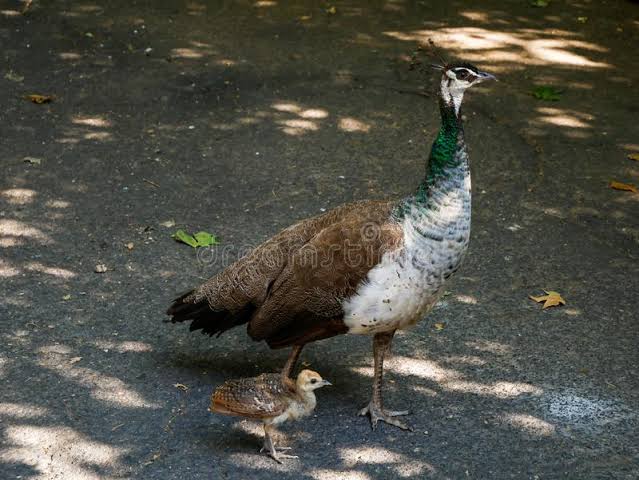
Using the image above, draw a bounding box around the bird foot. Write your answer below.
[359,401,413,431]
[260,445,293,453]
[265,450,299,464]
[260,445,298,464]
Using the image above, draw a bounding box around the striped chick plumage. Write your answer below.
[211,369,330,463]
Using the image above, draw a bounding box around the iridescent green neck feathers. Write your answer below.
[394,80,468,219]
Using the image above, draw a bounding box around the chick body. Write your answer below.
[211,369,330,462]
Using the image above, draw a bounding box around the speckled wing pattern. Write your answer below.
[211,374,295,419]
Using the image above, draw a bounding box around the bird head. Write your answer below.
[439,62,496,87]
[433,62,496,115]
[296,369,331,392]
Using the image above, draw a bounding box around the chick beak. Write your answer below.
[477,71,497,82]
[320,380,332,387]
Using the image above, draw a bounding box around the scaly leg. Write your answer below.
[281,344,304,380]
[261,424,298,463]
[358,330,413,431]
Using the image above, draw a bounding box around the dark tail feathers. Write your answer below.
[166,290,254,337]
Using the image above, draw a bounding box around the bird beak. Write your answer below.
[320,380,332,387]
[477,71,497,82]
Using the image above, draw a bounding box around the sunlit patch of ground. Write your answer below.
[37,345,161,409]
[338,446,434,477]
[500,413,555,436]
[384,27,611,71]
[0,425,129,480]
[353,356,542,399]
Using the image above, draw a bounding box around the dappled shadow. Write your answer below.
[1,0,639,478]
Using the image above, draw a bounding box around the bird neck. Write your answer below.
[297,389,317,412]
[424,93,466,187]
[394,83,469,218]
[439,75,466,117]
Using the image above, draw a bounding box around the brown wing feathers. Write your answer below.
[248,217,402,347]
[211,374,294,419]
[167,200,401,347]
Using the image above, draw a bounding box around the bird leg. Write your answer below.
[261,424,298,463]
[280,344,304,380]
[358,330,413,431]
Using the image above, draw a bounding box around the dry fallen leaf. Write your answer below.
[433,322,446,331]
[95,264,108,273]
[25,94,54,104]
[628,153,639,162]
[125,242,134,250]
[69,357,82,365]
[143,178,160,188]
[62,294,72,301]
[529,290,566,309]
[23,156,41,165]
[160,219,176,228]
[610,181,638,193]
[174,383,189,391]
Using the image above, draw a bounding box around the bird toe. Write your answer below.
[359,401,413,431]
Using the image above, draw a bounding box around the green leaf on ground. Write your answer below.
[193,231,219,247]
[530,0,549,7]
[172,229,198,248]
[532,86,562,101]
[172,229,218,248]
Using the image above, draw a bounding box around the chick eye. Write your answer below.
[310,379,317,384]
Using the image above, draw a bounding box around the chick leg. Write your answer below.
[262,424,298,463]
[358,330,413,431]
[281,344,304,380]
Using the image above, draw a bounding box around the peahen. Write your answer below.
[167,61,496,430]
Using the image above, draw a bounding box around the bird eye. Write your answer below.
[310,378,317,384]
[456,69,470,80]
